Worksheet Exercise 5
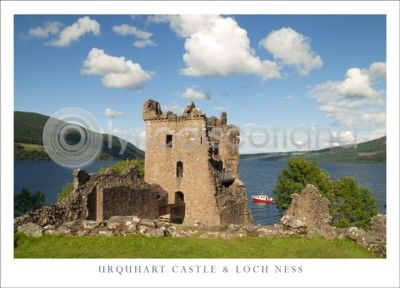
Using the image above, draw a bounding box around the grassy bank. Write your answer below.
[14,234,376,258]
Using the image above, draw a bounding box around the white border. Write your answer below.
[1,1,399,287]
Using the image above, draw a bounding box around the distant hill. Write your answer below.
[240,136,386,163]
[14,111,144,161]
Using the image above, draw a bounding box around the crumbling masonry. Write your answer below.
[143,100,253,226]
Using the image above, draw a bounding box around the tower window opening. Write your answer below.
[166,134,173,148]
[176,161,183,178]
[213,143,219,155]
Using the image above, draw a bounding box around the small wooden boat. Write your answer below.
[252,194,273,203]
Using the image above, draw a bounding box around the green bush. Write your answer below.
[273,158,333,209]
[273,158,378,230]
[14,188,45,216]
[99,159,144,178]
[57,183,74,202]
[330,177,378,230]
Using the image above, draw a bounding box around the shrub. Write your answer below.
[99,159,144,178]
[57,183,74,202]
[330,177,378,230]
[14,188,45,216]
[273,158,333,209]
[273,158,378,230]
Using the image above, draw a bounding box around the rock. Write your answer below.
[371,214,386,234]
[281,215,307,229]
[43,225,55,231]
[64,221,78,229]
[107,222,121,230]
[146,228,165,237]
[132,216,141,225]
[199,232,220,239]
[126,224,137,234]
[281,184,331,236]
[139,219,156,228]
[58,226,72,235]
[18,223,43,237]
[77,230,88,236]
[138,226,147,235]
[82,220,100,230]
[107,216,133,230]
[44,229,60,236]
[99,230,113,236]
[154,219,167,228]
[257,227,276,237]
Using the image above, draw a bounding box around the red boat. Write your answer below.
[252,195,273,203]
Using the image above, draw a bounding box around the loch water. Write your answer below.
[14,160,386,225]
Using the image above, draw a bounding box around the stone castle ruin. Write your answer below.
[15,100,252,228]
[143,100,252,226]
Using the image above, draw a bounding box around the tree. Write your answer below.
[14,188,45,216]
[273,158,333,209]
[330,177,378,230]
[273,157,378,230]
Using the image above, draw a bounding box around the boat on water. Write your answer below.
[252,194,273,204]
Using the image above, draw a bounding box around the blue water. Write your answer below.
[14,160,386,225]
[240,161,386,225]
[14,160,116,204]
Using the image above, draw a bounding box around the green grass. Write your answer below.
[57,183,74,202]
[98,159,144,178]
[14,234,377,258]
[18,143,46,151]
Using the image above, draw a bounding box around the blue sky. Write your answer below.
[14,15,386,153]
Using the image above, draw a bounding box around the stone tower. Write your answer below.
[143,99,252,226]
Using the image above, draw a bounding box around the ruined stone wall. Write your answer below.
[144,114,221,226]
[14,167,169,228]
[219,124,240,178]
[207,113,240,178]
[101,186,160,220]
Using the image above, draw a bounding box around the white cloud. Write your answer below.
[113,24,155,48]
[49,16,100,47]
[133,39,155,48]
[181,87,209,100]
[112,24,152,39]
[360,112,386,126]
[310,62,386,129]
[149,15,281,80]
[311,65,383,102]
[368,62,386,79]
[260,27,322,76]
[29,21,63,38]
[104,108,123,118]
[81,48,152,90]
[148,15,219,38]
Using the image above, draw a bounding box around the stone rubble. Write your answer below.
[14,184,386,257]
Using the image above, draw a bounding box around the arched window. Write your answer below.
[175,191,184,204]
[176,161,183,178]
